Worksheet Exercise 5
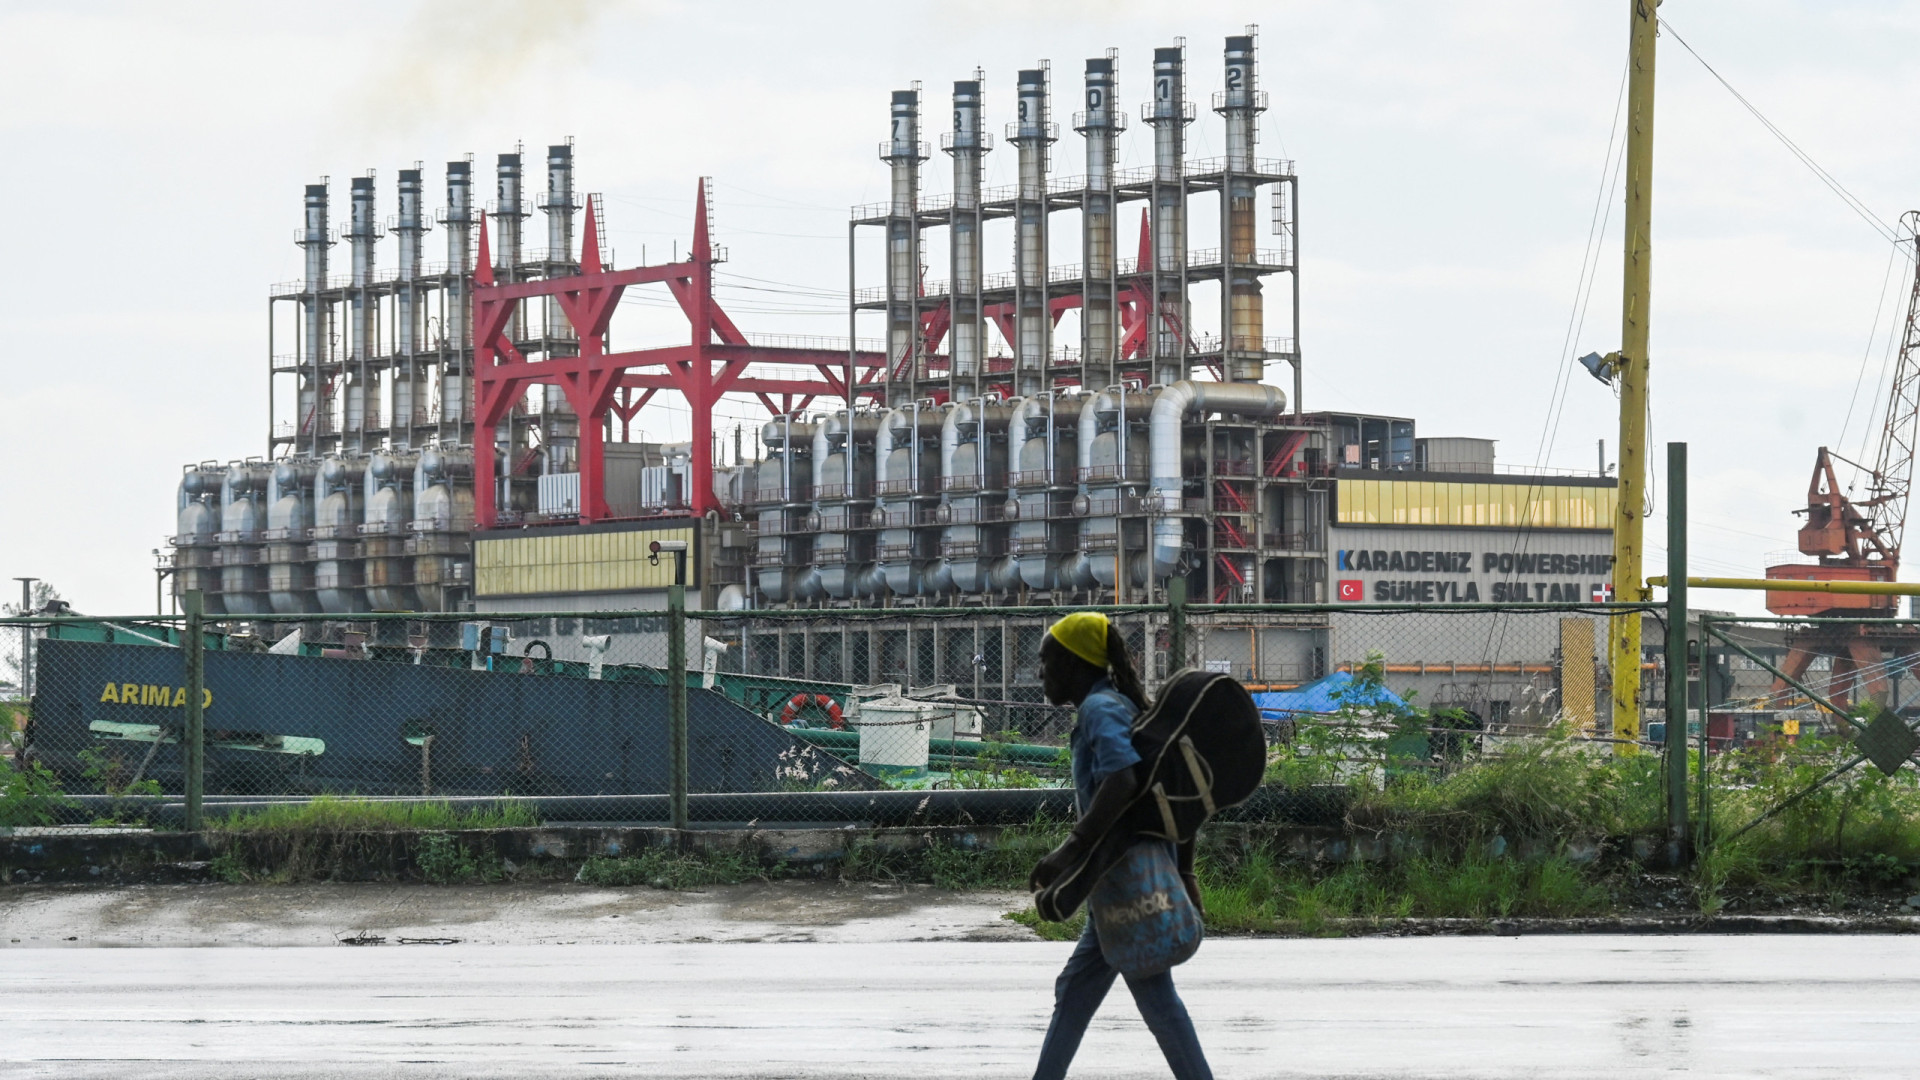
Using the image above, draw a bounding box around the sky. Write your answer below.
[2,0,1918,617]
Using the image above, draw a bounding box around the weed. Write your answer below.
[209,796,538,833]
[1003,906,1086,942]
[415,832,488,884]
[209,850,251,884]
[0,760,69,827]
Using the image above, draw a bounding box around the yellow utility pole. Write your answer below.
[1611,0,1659,752]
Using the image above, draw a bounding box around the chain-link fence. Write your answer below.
[2,599,1665,830]
[1693,614,1920,857]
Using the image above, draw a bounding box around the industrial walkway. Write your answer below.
[6,933,1917,1078]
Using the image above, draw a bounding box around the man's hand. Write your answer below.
[1028,834,1087,893]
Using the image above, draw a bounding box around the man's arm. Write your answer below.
[1028,764,1139,891]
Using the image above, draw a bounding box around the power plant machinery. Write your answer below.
[1765,211,1920,704]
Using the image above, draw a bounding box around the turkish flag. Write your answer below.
[1337,579,1364,602]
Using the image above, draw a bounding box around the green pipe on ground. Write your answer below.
[788,727,1065,767]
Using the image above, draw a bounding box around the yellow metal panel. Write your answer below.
[473,525,698,597]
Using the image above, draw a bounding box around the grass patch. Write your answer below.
[841,820,1070,890]
[1003,906,1086,941]
[209,796,538,833]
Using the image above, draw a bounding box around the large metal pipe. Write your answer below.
[298,183,331,457]
[1010,67,1055,399]
[266,459,320,614]
[1076,56,1123,393]
[945,78,988,401]
[411,446,474,613]
[440,160,473,433]
[1219,31,1266,381]
[493,153,526,340]
[1145,46,1192,387]
[218,461,274,614]
[1148,380,1286,579]
[364,450,420,611]
[314,456,368,613]
[347,175,378,446]
[882,91,926,407]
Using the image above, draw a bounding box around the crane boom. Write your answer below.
[1866,212,1920,565]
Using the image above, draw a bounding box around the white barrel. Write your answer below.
[855,698,931,777]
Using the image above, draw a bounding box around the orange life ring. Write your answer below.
[779,693,845,729]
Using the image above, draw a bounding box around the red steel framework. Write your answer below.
[470,181,889,526]
[471,188,1187,529]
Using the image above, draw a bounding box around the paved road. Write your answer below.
[7,935,1919,1078]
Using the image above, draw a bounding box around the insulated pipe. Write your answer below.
[945,78,989,401]
[441,160,473,431]
[1145,46,1192,387]
[298,183,331,457]
[266,459,321,615]
[1147,380,1286,579]
[1009,67,1055,399]
[882,90,926,406]
[1076,56,1123,393]
[1219,32,1267,381]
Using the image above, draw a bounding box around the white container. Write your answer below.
[854,698,932,776]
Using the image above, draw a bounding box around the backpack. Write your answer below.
[1035,669,1266,923]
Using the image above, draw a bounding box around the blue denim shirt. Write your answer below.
[1070,676,1142,815]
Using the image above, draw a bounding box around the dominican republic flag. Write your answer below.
[1337,580,1364,602]
[1592,583,1614,602]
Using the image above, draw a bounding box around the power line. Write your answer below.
[1662,18,1898,246]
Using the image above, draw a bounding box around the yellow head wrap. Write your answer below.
[1047,611,1110,668]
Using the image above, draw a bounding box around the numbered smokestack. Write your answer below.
[394,168,426,438]
[493,152,525,342]
[441,160,472,430]
[1010,66,1055,398]
[543,143,577,343]
[1145,45,1192,386]
[347,175,378,443]
[297,184,330,456]
[1076,55,1123,390]
[881,90,927,405]
[1218,31,1268,381]
[945,78,990,400]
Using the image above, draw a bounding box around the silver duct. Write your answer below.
[411,447,475,613]
[1148,380,1286,579]
[364,449,420,611]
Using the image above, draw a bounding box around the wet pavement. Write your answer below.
[6,927,1918,1078]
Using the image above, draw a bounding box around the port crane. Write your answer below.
[1765,212,1920,705]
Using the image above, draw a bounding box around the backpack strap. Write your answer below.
[1178,735,1216,817]
[1151,781,1179,839]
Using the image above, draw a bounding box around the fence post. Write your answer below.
[182,589,205,831]
[1167,576,1188,677]
[1696,614,1711,855]
[667,581,689,830]
[1663,442,1690,863]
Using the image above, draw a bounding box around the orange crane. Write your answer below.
[1765,213,1920,705]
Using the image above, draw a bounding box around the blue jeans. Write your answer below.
[1033,921,1213,1080]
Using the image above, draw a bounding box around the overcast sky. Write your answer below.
[3,0,1917,617]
